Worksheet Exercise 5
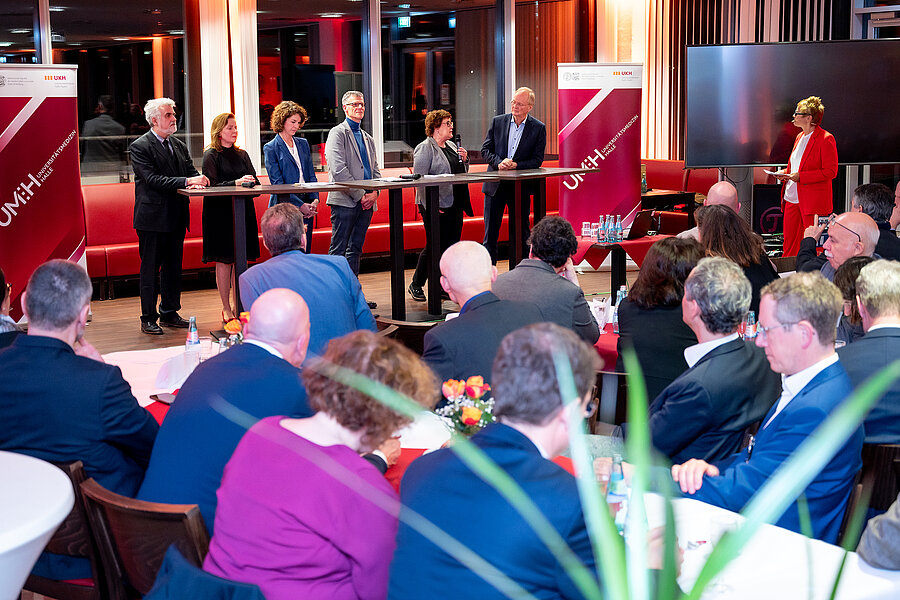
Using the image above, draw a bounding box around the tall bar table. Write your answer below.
[179,182,347,314]
[477,167,599,266]
[341,172,496,319]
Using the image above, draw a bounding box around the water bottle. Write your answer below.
[185,316,199,351]
[607,453,629,535]
[604,215,613,243]
[743,310,757,340]
[596,216,607,244]
[640,168,648,193]
[614,215,623,242]
[611,286,626,334]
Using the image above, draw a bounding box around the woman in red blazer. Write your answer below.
[774,96,838,256]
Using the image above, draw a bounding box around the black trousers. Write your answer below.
[482,181,532,264]
[137,228,185,322]
[412,202,464,287]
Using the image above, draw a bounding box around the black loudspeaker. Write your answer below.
[753,184,783,236]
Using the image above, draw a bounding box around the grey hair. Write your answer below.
[144,97,175,127]
[341,91,364,106]
[853,183,894,223]
[856,260,900,320]
[761,272,842,345]
[24,259,92,330]
[513,86,535,106]
[261,203,305,256]
[684,256,752,334]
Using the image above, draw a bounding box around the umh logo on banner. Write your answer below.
[558,63,642,229]
[0,64,84,320]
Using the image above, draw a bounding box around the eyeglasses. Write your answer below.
[511,101,531,108]
[757,321,798,339]
[828,216,862,244]
[345,102,365,108]
[793,111,811,117]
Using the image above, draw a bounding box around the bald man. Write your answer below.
[890,181,900,230]
[796,212,879,281]
[678,181,740,241]
[138,288,315,532]
[421,241,543,386]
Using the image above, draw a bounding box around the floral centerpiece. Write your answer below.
[435,376,495,436]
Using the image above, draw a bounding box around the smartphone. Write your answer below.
[150,392,176,405]
[817,215,830,247]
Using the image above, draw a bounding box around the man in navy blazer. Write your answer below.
[838,260,900,443]
[672,273,863,543]
[390,323,601,600]
[0,260,158,579]
[421,241,543,387]
[130,97,209,335]
[481,86,547,263]
[138,289,314,532]
[644,257,780,464]
[239,203,376,357]
[849,183,900,261]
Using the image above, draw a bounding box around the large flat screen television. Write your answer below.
[685,40,900,168]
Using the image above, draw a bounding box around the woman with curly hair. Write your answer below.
[204,330,437,600]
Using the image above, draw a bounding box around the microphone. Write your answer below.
[454,133,465,163]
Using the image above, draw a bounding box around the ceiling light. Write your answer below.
[113,37,130,41]
[9,29,31,34]
[49,6,65,12]
[0,42,12,47]
[399,3,410,7]
[320,13,343,18]
[168,30,184,35]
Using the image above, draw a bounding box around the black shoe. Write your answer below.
[159,312,189,328]
[408,283,426,302]
[141,321,164,335]
[367,300,378,310]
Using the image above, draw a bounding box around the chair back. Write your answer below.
[80,477,210,599]
[23,461,104,600]
[861,444,900,512]
[374,316,438,355]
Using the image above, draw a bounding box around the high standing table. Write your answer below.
[342,173,495,319]
[179,182,347,314]
[477,167,599,266]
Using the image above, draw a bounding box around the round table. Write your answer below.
[0,451,74,600]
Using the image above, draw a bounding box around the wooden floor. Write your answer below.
[85,260,640,355]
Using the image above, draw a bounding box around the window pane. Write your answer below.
[0,1,38,62]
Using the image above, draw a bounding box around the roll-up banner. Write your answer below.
[0,64,84,320]
[557,63,643,229]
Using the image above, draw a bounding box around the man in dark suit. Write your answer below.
[239,203,376,358]
[849,183,900,261]
[421,241,543,386]
[130,97,209,335]
[138,288,314,532]
[671,273,863,543]
[390,323,602,600]
[80,94,126,173]
[642,257,780,463]
[838,259,900,443]
[796,211,879,281]
[481,86,547,263]
[493,216,600,343]
[0,260,158,579]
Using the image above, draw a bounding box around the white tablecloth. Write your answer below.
[0,451,74,600]
[104,345,191,407]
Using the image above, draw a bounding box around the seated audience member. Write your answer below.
[0,266,22,348]
[421,241,542,386]
[239,203,376,357]
[0,260,158,579]
[678,181,740,241]
[850,183,900,261]
[638,257,780,464]
[390,323,603,599]
[138,288,315,532]
[890,181,900,230]
[838,260,900,444]
[204,331,436,600]
[671,273,863,543]
[796,212,878,281]
[857,491,900,570]
[696,204,778,315]
[493,216,600,343]
[833,256,875,346]
[616,237,702,401]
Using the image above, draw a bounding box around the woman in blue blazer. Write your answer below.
[263,101,319,252]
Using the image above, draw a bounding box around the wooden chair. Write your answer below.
[374,316,438,355]
[22,461,105,600]
[376,323,399,338]
[838,444,900,547]
[590,370,629,431]
[79,478,210,600]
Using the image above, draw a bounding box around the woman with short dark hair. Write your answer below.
[616,237,703,401]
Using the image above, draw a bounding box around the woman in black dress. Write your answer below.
[202,112,260,324]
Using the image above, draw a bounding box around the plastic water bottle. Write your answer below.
[743,310,757,340]
[611,286,626,334]
[597,216,607,244]
[185,316,199,351]
[614,215,623,242]
[607,454,629,535]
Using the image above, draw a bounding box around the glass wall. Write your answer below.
[257,0,363,170]
[0,1,38,62]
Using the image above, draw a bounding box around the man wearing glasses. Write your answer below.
[480,86,547,263]
[325,90,380,309]
[796,211,879,281]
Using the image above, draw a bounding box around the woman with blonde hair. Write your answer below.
[201,112,259,324]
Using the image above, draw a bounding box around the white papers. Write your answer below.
[589,296,612,329]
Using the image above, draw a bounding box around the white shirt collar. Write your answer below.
[683,333,739,369]
[243,339,284,359]
[867,323,900,333]
[783,353,839,398]
[509,114,529,127]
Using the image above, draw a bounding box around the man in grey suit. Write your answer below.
[325,91,380,308]
[493,216,600,344]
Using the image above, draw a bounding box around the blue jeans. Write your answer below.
[328,203,373,275]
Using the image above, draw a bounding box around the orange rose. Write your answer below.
[461,406,483,426]
[442,379,465,399]
[223,319,243,334]
[466,376,489,399]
